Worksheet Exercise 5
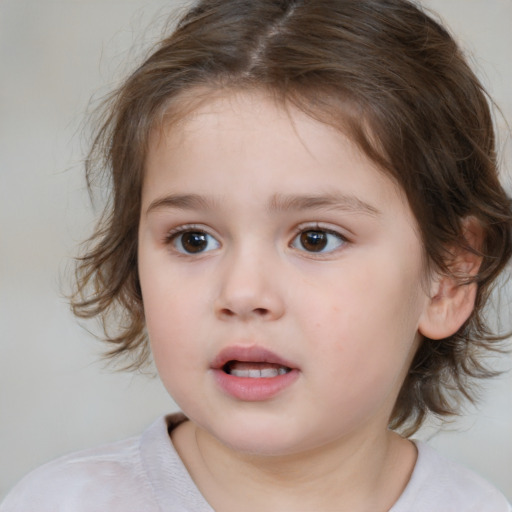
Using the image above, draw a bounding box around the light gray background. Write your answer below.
[1,0,511,502]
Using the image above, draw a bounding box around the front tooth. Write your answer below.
[260,368,279,378]
[230,368,261,378]
[230,367,286,378]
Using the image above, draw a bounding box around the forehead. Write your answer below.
[143,90,410,218]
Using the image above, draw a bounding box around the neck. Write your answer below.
[171,420,416,512]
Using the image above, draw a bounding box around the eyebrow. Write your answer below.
[145,192,380,217]
[146,194,218,214]
[267,193,381,216]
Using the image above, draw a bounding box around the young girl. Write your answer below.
[2,0,511,510]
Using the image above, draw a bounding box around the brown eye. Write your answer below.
[172,230,220,254]
[292,229,345,253]
[300,231,328,252]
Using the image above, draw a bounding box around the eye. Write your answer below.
[170,230,220,254]
[291,228,346,253]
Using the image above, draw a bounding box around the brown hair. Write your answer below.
[73,0,512,435]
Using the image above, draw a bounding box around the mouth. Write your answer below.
[222,361,292,378]
[211,345,299,401]
[211,345,297,375]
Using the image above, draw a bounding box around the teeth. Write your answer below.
[230,367,289,378]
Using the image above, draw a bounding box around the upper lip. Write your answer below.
[211,345,297,370]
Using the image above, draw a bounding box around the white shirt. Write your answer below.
[2,413,510,512]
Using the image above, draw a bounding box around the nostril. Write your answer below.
[219,308,236,317]
[217,306,270,319]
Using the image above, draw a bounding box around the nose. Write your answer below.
[214,248,285,322]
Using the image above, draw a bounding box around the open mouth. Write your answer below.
[222,361,292,378]
[212,346,299,400]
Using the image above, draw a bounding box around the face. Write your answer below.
[138,91,432,456]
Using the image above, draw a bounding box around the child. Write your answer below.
[2,0,511,510]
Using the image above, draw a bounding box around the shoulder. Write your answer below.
[392,441,511,512]
[0,416,176,512]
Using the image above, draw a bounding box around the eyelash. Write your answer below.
[164,224,221,255]
[163,223,349,256]
[290,223,348,255]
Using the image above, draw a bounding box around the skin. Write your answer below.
[137,91,473,511]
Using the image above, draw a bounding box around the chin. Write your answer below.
[205,415,317,457]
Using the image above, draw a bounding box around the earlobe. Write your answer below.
[418,277,477,340]
[418,217,483,340]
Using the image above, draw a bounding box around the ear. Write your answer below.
[418,218,483,340]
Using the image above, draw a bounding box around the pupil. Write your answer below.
[182,232,207,253]
[301,230,327,252]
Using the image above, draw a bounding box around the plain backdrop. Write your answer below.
[1,0,511,502]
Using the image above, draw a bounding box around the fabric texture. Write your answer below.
[1,413,510,512]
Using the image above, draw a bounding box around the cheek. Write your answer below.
[144,294,199,366]
[139,246,192,338]
[145,302,205,409]
[301,255,426,384]
[138,262,198,378]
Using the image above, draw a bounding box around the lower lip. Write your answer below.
[212,369,300,401]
